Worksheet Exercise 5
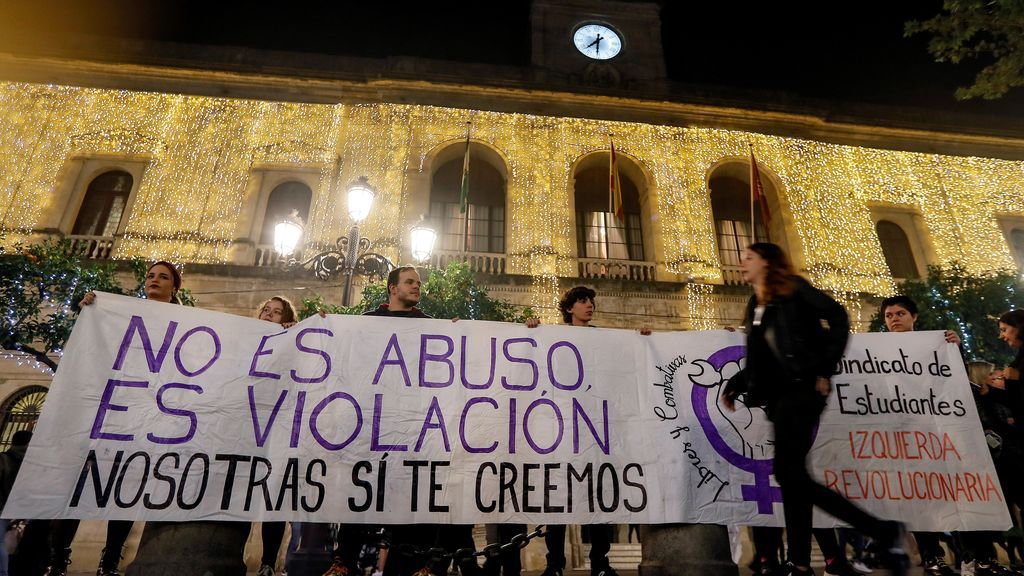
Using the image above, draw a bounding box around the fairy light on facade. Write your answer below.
[0,80,1022,319]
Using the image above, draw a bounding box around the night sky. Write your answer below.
[1,0,1021,118]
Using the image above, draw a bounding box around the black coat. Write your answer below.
[742,276,850,406]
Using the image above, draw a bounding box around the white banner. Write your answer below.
[5,293,1011,530]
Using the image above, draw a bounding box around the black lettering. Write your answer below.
[350,461,373,512]
[144,452,179,510]
[70,449,122,508]
[301,459,326,512]
[623,463,647,512]
[215,454,251,510]
[177,453,209,510]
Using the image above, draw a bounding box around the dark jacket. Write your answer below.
[0,443,27,510]
[742,276,850,406]
[363,304,431,319]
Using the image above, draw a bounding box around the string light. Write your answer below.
[0,81,1022,320]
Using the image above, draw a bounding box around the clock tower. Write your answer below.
[530,0,667,89]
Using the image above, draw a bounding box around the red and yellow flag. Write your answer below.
[750,149,771,230]
[609,135,623,223]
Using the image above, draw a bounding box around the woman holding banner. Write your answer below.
[45,261,182,576]
[722,243,908,576]
[251,296,299,576]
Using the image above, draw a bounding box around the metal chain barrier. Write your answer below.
[379,525,547,565]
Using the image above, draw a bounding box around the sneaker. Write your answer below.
[592,568,619,576]
[923,556,957,576]
[258,564,276,576]
[849,560,872,574]
[322,558,351,576]
[824,560,860,576]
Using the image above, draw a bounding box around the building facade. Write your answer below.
[2,0,1024,570]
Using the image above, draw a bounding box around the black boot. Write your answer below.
[97,546,123,576]
[44,548,72,576]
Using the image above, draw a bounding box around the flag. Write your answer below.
[459,127,471,214]
[609,135,623,223]
[750,149,771,230]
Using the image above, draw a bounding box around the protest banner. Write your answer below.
[4,293,1010,530]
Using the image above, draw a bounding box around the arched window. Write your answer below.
[429,156,506,253]
[709,176,768,268]
[1011,228,1024,269]
[260,181,312,245]
[574,163,643,260]
[72,170,133,236]
[0,386,47,451]
[876,220,919,279]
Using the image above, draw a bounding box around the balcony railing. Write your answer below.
[578,258,656,282]
[66,235,115,260]
[430,250,506,275]
[721,265,745,286]
[254,245,281,267]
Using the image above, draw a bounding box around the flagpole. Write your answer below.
[748,142,756,244]
[608,133,615,215]
[461,121,472,255]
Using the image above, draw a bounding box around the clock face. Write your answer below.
[573,24,622,60]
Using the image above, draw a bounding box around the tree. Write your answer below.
[0,238,196,371]
[869,262,1024,365]
[905,0,1024,100]
[298,261,532,321]
[1,239,125,370]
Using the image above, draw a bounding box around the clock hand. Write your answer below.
[594,34,603,55]
[585,37,600,49]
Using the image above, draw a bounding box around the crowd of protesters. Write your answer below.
[3,244,1024,576]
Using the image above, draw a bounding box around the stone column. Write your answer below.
[638,524,737,576]
[125,521,249,576]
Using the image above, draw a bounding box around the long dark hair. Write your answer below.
[148,261,182,304]
[747,242,796,303]
[999,309,1024,347]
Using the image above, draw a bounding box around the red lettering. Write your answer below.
[984,473,1003,502]
[824,469,839,492]
[942,433,962,461]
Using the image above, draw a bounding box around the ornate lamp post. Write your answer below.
[274,176,437,305]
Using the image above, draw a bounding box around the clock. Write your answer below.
[573,23,622,61]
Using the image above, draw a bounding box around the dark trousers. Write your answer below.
[545,524,613,570]
[750,526,842,565]
[913,531,945,561]
[256,522,287,567]
[50,519,133,568]
[772,396,887,566]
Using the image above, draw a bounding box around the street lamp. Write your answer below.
[273,211,304,258]
[410,223,438,264]
[274,176,438,306]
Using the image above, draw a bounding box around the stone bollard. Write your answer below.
[638,523,738,576]
[125,521,249,576]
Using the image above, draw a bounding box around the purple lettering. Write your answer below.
[290,390,306,448]
[291,328,333,384]
[371,334,412,387]
[112,315,177,373]
[460,397,498,453]
[249,331,286,380]
[523,398,563,455]
[309,392,362,450]
[248,386,288,447]
[147,383,203,445]
[173,326,221,377]
[501,337,539,391]
[90,379,148,441]
[460,336,496,389]
[572,398,610,455]
[414,396,451,451]
[419,334,454,388]
[371,393,408,451]
[547,341,584,391]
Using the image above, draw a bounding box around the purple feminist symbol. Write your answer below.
[690,345,782,514]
